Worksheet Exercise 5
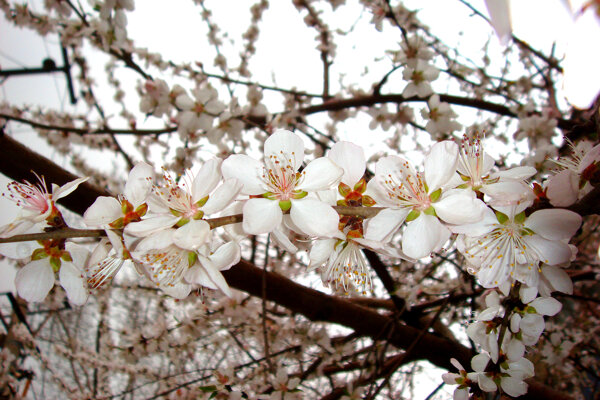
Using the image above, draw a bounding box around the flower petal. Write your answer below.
[484,0,512,45]
[434,190,486,225]
[242,198,282,234]
[222,155,266,195]
[200,257,233,297]
[540,265,573,295]
[402,214,447,259]
[125,214,179,237]
[297,157,343,192]
[524,235,572,265]
[209,241,241,271]
[530,297,562,316]
[264,130,304,170]
[59,262,89,306]
[290,198,339,237]
[424,141,458,192]
[192,158,222,201]
[500,377,527,397]
[53,177,89,200]
[363,208,408,243]
[83,196,122,227]
[124,162,154,206]
[173,219,210,250]
[327,141,366,186]
[309,238,336,269]
[15,259,54,303]
[202,178,243,215]
[524,209,582,241]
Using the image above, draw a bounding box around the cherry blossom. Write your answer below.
[369,140,486,259]
[222,130,343,236]
[402,60,439,98]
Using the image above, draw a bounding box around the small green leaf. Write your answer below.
[292,190,308,200]
[195,195,209,208]
[423,206,437,216]
[188,252,198,267]
[176,218,190,227]
[31,248,48,260]
[50,257,61,272]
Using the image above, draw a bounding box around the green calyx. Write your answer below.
[188,252,198,267]
[195,195,209,208]
[49,257,61,272]
[495,211,509,224]
[279,200,292,211]
[429,188,442,202]
[406,209,420,222]
[176,217,190,227]
[423,206,437,216]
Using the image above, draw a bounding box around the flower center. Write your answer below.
[261,151,303,201]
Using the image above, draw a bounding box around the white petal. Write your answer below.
[59,262,88,306]
[297,157,343,192]
[162,282,192,299]
[478,374,497,393]
[327,141,366,186]
[524,209,581,241]
[201,259,233,297]
[500,377,527,397]
[402,214,446,259]
[434,190,485,225]
[134,229,175,253]
[506,339,525,362]
[471,353,490,372]
[492,166,537,180]
[451,206,497,236]
[125,214,178,237]
[309,238,336,269]
[173,220,210,250]
[271,225,298,253]
[363,208,408,243]
[376,156,416,183]
[242,198,282,234]
[83,196,122,227]
[484,0,512,45]
[202,179,243,215]
[222,155,266,195]
[192,158,222,201]
[520,313,544,339]
[530,297,562,316]
[540,265,573,295]
[424,141,459,192]
[290,198,339,237]
[184,264,217,290]
[15,259,54,303]
[124,162,154,206]
[264,130,304,170]
[520,285,538,304]
[53,177,89,200]
[209,241,241,271]
[524,235,572,265]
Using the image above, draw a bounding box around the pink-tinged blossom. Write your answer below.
[222,130,343,236]
[175,86,226,140]
[0,175,88,238]
[369,140,486,259]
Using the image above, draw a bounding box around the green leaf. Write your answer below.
[514,211,527,224]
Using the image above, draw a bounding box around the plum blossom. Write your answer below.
[175,85,226,140]
[420,94,461,138]
[222,130,343,236]
[456,133,536,193]
[0,174,88,238]
[310,141,403,294]
[455,193,582,288]
[15,242,89,305]
[546,141,600,207]
[369,140,486,259]
[133,229,239,298]
[126,159,241,252]
[402,60,439,98]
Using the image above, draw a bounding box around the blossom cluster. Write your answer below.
[0,130,591,398]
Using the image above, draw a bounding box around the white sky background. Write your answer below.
[0,0,598,397]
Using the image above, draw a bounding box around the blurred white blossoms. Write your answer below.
[402,60,439,98]
[175,85,226,141]
[369,140,486,259]
[222,130,343,236]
